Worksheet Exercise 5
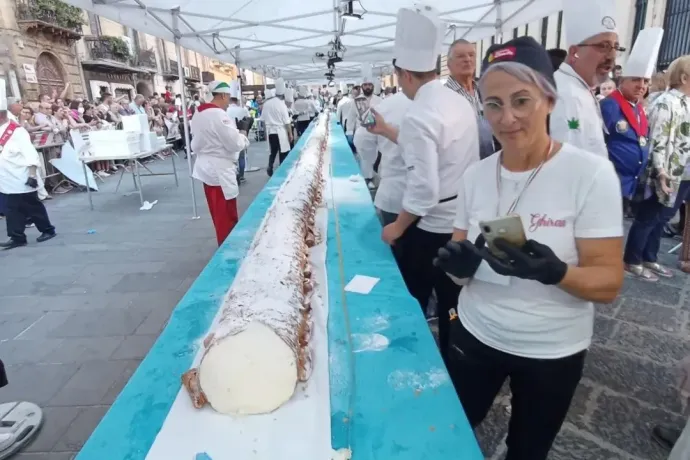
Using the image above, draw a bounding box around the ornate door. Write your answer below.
[36,53,66,98]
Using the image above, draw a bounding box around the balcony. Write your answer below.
[202,71,215,84]
[136,49,157,71]
[188,65,201,82]
[162,59,179,79]
[82,36,135,71]
[15,0,83,40]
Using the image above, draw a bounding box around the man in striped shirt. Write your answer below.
[445,39,496,159]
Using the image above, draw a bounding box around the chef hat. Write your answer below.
[274,78,286,96]
[361,63,374,84]
[339,82,347,93]
[0,79,6,111]
[207,80,233,94]
[565,0,619,46]
[296,86,308,98]
[284,87,294,103]
[229,80,241,98]
[393,4,444,72]
[265,88,276,98]
[622,27,664,79]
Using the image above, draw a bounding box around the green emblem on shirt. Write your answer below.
[567,118,580,130]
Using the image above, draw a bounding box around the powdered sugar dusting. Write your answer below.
[387,368,450,391]
[202,115,330,354]
[352,333,389,353]
[328,177,371,206]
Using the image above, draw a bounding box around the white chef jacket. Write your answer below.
[293,99,312,122]
[0,121,42,195]
[550,64,608,158]
[191,104,249,200]
[306,99,317,118]
[336,96,351,130]
[261,97,291,153]
[399,80,479,233]
[353,92,412,214]
[226,104,250,123]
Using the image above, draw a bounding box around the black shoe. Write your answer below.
[652,424,682,451]
[267,169,273,177]
[36,232,56,243]
[0,239,27,250]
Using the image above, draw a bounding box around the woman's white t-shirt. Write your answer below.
[454,143,623,359]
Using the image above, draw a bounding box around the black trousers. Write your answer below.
[397,225,460,361]
[267,134,289,176]
[449,320,586,460]
[5,191,55,244]
[296,120,311,136]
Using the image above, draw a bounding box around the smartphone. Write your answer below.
[354,96,376,128]
[478,215,527,259]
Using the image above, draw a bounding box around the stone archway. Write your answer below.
[36,52,66,99]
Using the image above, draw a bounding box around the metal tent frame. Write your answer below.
[65,0,564,216]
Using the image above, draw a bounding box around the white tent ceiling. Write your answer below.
[66,0,563,83]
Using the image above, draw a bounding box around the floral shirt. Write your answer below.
[647,89,690,207]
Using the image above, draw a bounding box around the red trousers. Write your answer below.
[203,184,239,246]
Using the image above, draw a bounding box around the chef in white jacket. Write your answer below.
[550,0,621,157]
[354,90,412,266]
[368,4,479,360]
[293,86,312,136]
[0,81,56,250]
[191,80,250,246]
[262,78,293,176]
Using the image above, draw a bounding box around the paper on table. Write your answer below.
[145,206,331,460]
[344,275,380,295]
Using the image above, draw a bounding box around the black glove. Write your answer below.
[433,234,486,280]
[474,238,568,285]
[236,117,252,132]
[25,177,38,189]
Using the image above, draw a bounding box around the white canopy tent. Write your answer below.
[65,0,565,216]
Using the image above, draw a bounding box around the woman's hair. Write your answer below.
[649,72,668,93]
[479,61,558,103]
[69,100,81,110]
[667,55,690,89]
[51,104,60,114]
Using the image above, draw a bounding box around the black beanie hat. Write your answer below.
[481,36,557,89]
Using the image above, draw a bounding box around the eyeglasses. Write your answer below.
[577,42,626,54]
[482,96,543,121]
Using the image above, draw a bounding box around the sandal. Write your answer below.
[643,262,673,278]
[625,264,659,282]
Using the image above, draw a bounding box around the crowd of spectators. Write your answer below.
[11,87,194,178]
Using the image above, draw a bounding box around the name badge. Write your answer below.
[615,120,628,134]
[639,136,647,147]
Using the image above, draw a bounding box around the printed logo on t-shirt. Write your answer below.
[529,213,566,232]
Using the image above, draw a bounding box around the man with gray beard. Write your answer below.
[550,0,622,158]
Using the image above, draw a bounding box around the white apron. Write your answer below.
[266,124,291,152]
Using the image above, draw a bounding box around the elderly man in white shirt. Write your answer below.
[0,90,56,250]
[191,81,250,246]
[549,0,621,157]
[262,79,293,176]
[368,4,479,361]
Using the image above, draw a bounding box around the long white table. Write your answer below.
[79,145,178,210]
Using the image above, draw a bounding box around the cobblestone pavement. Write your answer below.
[475,233,690,460]
[0,145,271,459]
[1,147,688,459]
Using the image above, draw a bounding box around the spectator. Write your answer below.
[129,94,146,115]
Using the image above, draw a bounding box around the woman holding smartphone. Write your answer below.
[435,37,624,459]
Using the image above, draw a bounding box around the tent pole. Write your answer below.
[172,8,199,219]
[236,50,260,173]
[495,0,504,44]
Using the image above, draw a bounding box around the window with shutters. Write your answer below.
[659,0,690,69]
[632,0,649,44]
[556,11,563,48]
[541,17,549,47]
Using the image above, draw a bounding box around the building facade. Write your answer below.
[0,0,86,102]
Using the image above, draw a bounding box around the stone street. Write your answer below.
[0,143,688,459]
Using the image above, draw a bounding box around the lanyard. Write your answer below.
[495,140,554,216]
